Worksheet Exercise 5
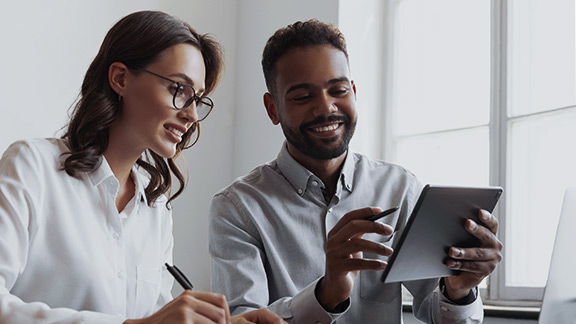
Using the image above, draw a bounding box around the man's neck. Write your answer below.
[286,143,347,199]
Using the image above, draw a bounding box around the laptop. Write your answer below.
[539,187,576,324]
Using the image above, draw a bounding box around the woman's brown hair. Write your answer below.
[62,10,223,207]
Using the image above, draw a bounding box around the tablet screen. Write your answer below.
[380,185,503,283]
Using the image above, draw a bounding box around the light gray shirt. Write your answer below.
[209,143,483,323]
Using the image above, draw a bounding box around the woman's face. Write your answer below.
[114,43,206,159]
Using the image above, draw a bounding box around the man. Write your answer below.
[209,19,502,323]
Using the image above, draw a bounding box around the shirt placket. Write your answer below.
[102,177,127,317]
[324,181,343,236]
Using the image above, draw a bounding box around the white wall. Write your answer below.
[230,1,339,177]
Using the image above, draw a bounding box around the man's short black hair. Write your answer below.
[262,19,349,95]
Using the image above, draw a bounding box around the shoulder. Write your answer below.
[213,160,279,198]
[1,138,65,168]
[351,152,418,181]
[349,152,422,201]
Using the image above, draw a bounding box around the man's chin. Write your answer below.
[306,143,348,160]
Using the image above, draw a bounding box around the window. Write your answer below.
[379,0,575,304]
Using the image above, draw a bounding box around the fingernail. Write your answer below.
[452,248,463,257]
[468,220,478,230]
[447,260,461,269]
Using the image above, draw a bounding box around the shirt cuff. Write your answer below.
[439,277,478,305]
[437,285,484,322]
[289,278,348,324]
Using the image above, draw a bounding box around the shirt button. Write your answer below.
[117,271,124,279]
[297,188,303,195]
[440,306,448,312]
[312,180,318,186]
[112,232,120,240]
[328,208,333,213]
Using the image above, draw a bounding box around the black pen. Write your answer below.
[365,206,399,222]
[165,263,194,290]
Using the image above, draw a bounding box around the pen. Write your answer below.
[165,263,194,290]
[365,206,399,222]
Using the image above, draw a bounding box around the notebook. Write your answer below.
[539,187,576,324]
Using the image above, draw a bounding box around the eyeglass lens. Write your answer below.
[173,85,213,121]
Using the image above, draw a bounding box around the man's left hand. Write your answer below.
[444,209,503,300]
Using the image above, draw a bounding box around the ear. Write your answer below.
[108,62,129,96]
[263,92,281,125]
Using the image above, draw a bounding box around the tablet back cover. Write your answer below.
[381,185,503,283]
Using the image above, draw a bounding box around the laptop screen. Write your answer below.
[539,187,576,324]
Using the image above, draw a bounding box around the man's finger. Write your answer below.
[329,207,383,235]
[479,209,499,234]
[448,247,503,262]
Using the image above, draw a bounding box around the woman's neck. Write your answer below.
[104,138,142,213]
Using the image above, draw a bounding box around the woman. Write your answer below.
[0,10,283,324]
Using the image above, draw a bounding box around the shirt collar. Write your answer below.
[339,150,355,193]
[87,156,116,187]
[131,165,148,205]
[276,142,317,195]
[87,157,147,204]
[276,141,355,195]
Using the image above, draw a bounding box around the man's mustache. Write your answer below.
[300,115,351,132]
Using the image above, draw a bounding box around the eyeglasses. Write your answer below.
[130,67,214,122]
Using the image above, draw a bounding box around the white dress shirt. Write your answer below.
[0,138,174,324]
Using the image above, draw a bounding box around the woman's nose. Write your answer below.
[178,101,199,123]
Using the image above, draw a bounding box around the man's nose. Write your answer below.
[312,92,338,116]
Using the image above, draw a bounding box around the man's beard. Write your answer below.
[281,114,356,160]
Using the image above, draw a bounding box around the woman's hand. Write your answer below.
[231,309,287,324]
[123,290,230,324]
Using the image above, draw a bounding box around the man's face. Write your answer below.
[265,45,357,161]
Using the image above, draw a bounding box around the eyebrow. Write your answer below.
[285,76,350,96]
[169,72,206,94]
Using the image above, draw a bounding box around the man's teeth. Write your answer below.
[167,127,184,136]
[312,124,339,132]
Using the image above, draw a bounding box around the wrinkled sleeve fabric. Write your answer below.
[209,193,339,323]
[0,141,125,324]
[406,275,484,323]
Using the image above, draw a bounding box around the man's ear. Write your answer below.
[108,62,129,96]
[263,92,280,125]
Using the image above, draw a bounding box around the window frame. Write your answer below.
[378,0,574,306]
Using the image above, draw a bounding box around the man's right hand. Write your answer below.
[316,207,395,311]
[123,290,230,324]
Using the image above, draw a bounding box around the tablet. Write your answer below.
[380,184,503,283]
